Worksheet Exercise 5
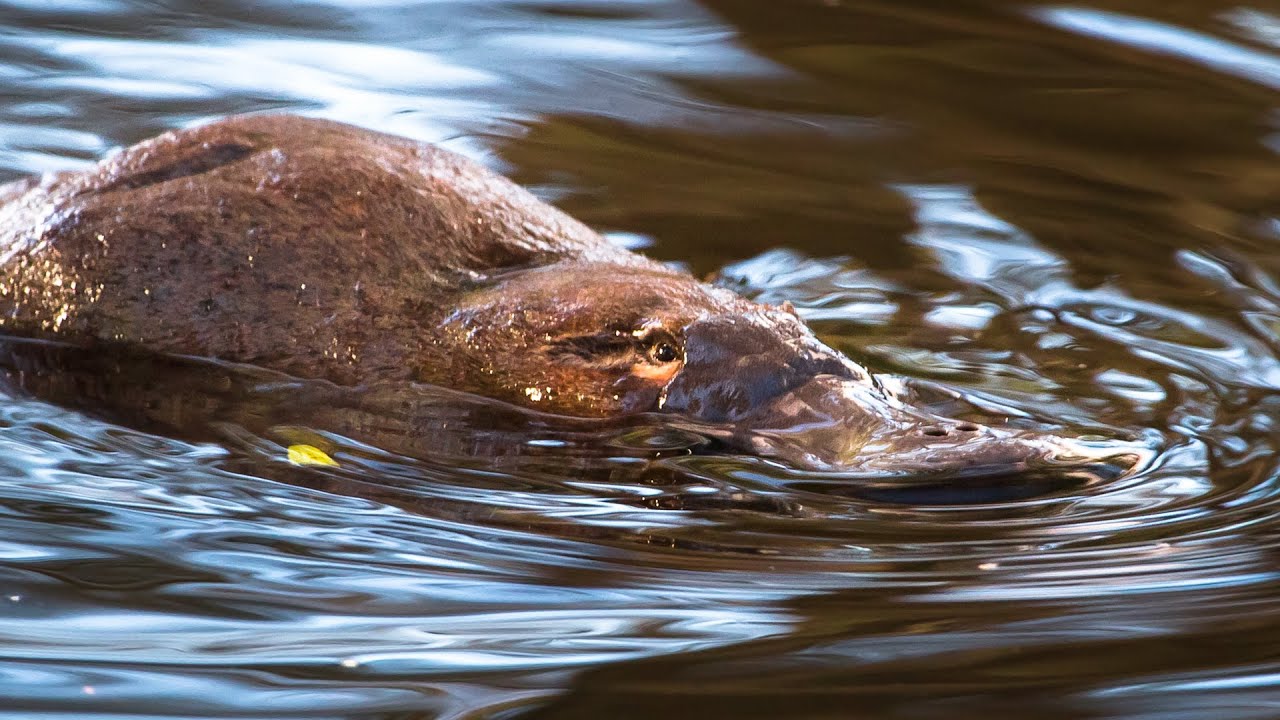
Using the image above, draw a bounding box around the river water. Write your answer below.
[1,1,1279,718]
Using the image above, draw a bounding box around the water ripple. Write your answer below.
[1,0,1279,717]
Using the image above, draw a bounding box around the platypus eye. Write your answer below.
[650,341,679,363]
[642,331,682,365]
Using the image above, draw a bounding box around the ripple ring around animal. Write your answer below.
[0,114,1136,475]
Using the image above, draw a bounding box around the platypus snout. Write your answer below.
[734,374,1138,478]
[662,317,1139,478]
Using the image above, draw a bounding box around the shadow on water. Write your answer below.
[0,0,1278,717]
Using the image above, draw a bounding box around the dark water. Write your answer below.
[1,0,1279,717]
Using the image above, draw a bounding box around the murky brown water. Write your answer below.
[1,0,1279,717]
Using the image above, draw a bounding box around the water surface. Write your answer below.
[1,0,1279,717]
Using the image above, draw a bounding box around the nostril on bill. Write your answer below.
[920,422,981,438]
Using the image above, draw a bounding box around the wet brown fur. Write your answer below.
[0,114,785,417]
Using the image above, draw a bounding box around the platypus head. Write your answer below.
[439,262,1127,475]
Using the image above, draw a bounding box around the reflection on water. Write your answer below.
[1,0,1279,717]
[1035,7,1280,90]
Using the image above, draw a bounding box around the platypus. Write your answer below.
[0,115,1121,473]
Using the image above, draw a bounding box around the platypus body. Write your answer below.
[0,115,1119,473]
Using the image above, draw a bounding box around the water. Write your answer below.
[1,0,1279,717]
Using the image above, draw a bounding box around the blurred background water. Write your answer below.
[1,0,1279,717]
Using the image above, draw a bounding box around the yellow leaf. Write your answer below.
[287,444,338,467]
